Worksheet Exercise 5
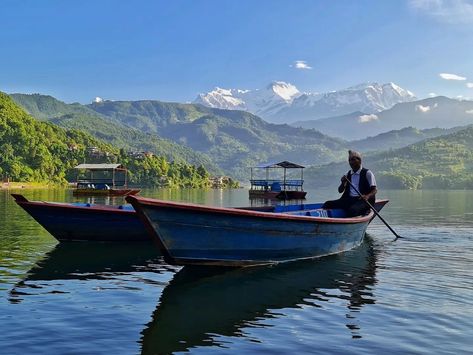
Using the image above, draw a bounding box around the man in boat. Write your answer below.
[322,150,377,217]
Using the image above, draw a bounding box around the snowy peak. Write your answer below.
[194,81,416,123]
[265,81,301,103]
[195,87,247,110]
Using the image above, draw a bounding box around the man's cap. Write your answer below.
[348,150,362,160]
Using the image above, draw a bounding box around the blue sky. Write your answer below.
[1,0,473,103]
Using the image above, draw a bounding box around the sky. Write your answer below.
[1,0,473,104]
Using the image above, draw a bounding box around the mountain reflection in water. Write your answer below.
[140,235,379,354]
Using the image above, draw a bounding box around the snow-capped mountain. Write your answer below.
[194,81,301,119]
[194,82,416,123]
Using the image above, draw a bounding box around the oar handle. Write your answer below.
[344,177,402,240]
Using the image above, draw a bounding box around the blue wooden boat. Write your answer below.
[126,195,388,266]
[12,194,149,242]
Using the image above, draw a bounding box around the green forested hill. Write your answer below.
[305,126,473,189]
[10,93,99,120]
[12,95,350,180]
[88,100,348,179]
[10,94,220,174]
[0,93,213,187]
[12,93,470,187]
[50,113,220,174]
[350,126,463,153]
[88,99,208,133]
[0,92,112,183]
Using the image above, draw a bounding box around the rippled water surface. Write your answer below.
[0,188,472,354]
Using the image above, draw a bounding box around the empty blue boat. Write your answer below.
[12,194,148,241]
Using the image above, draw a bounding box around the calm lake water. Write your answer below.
[0,188,472,354]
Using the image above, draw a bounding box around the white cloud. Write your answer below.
[416,104,431,112]
[409,0,473,24]
[466,109,473,114]
[439,73,467,81]
[428,92,437,97]
[467,83,473,88]
[358,114,378,123]
[291,60,312,70]
[94,97,103,103]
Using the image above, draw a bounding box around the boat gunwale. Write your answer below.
[12,194,136,215]
[126,196,374,224]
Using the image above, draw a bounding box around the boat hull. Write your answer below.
[127,196,375,266]
[12,194,149,242]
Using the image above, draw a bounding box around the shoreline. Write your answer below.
[1,182,53,189]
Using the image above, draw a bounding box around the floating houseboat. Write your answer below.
[73,163,140,196]
[249,161,306,200]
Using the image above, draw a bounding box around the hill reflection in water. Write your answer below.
[8,241,170,303]
[140,235,379,354]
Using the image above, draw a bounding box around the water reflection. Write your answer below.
[140,236,379,354]
[9,242,169,303]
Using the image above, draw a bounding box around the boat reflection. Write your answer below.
[9,241,169,303]
[248,197,307,208]
[140,235,379,354]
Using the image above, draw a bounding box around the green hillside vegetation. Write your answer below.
[12,93,471,188]
[0,92,111,183]
[10,93,98,120]
[88,100,348,179]
[350,126,463,153]
[0,93,214,187]
[89,99,207,133]
[11,94,220,174]
[12,95,349,180]
[50,113,220,174]
[305,126,473,189]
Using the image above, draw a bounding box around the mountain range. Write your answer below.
[11,94,350,180]
[86,99,348,179]
[293,96,473,140]
[195,82,416,124]
[9,91,473,188]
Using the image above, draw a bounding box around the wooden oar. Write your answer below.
[344,178,403,240]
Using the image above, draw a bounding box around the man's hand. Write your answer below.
[338,175,348,193]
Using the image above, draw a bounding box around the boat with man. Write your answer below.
[126,195,388,267]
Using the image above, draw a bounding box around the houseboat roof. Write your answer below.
[74,164,125,171]
[253,161,305,169]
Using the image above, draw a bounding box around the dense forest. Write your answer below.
[10,94,221,174]
[0,92,226,188]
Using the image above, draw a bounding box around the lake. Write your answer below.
[0,188,472,354]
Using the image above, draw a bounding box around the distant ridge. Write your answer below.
[294,96,473,140]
